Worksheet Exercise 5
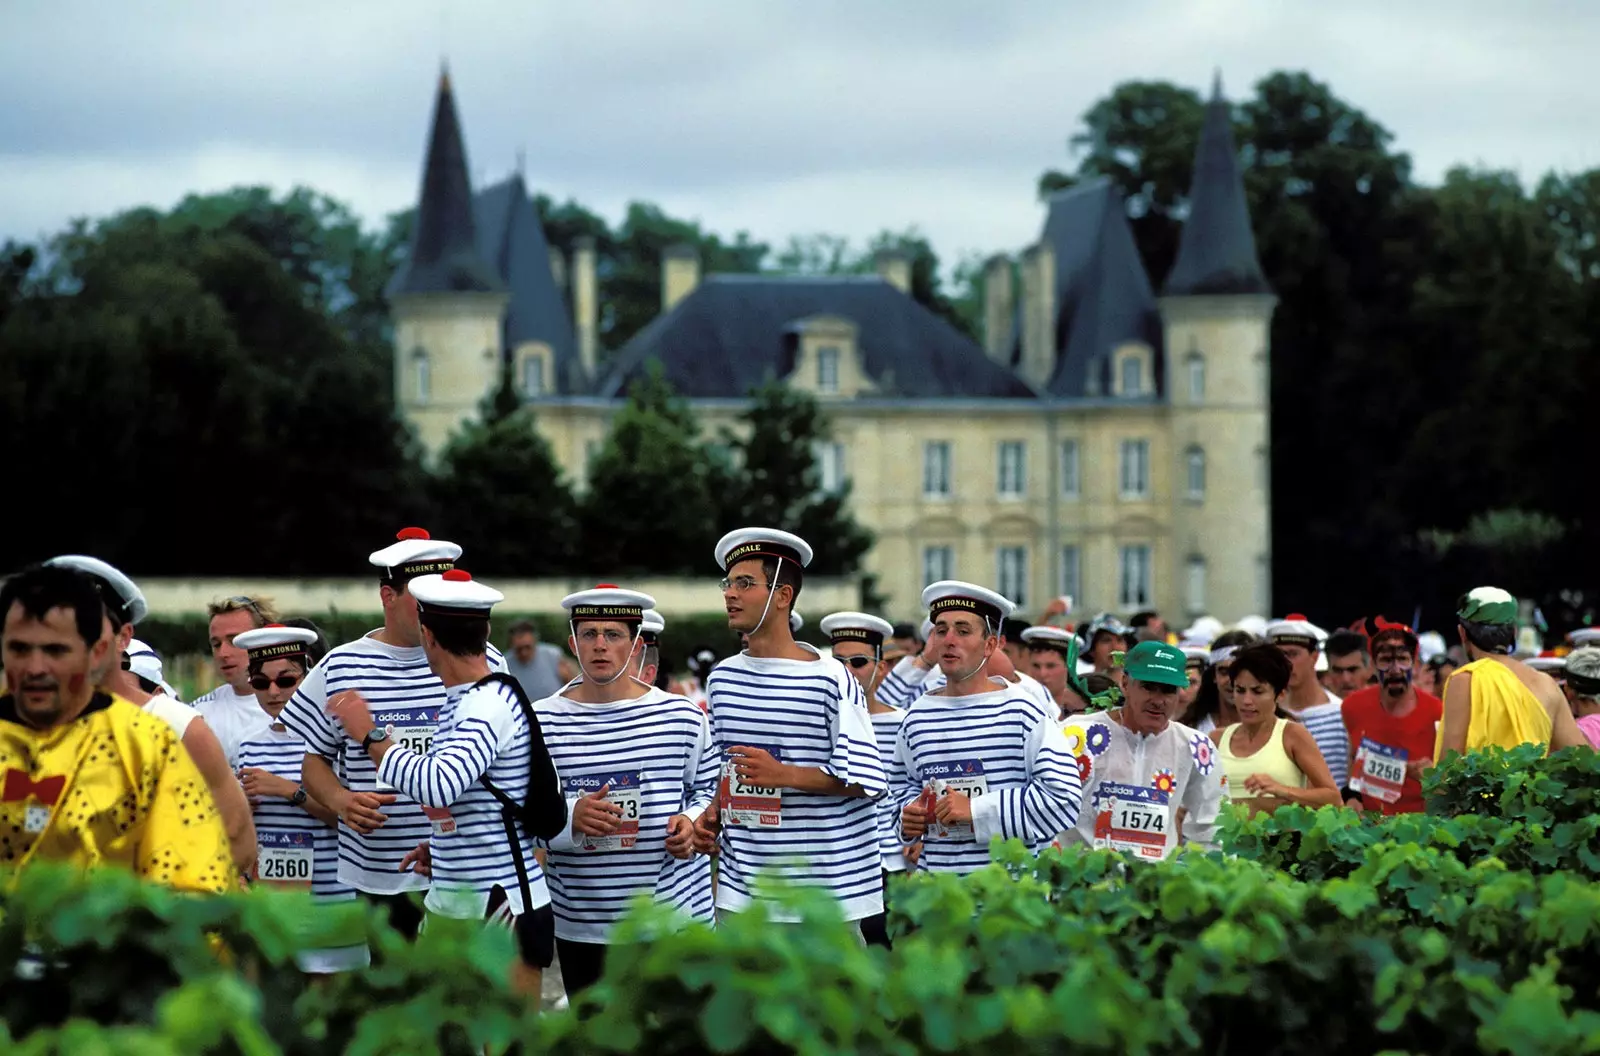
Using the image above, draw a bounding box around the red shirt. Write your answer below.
[1341,686,1443,814]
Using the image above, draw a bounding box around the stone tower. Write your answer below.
[1160,75,1277,622]
[386,68,508,454]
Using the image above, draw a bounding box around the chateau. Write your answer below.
[387,72,1275,624]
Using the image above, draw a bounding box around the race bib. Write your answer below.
[256,830,314,889]
[720,747,783,829]
[370,705,440,791]
[1358,738,1407,804]
[1093,782,1171,860]
[567,771,643,850]
[922,760,988,841]
[421,804,456,837]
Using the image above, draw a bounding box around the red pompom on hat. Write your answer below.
[443,569,472,582]
[595,582,619,589]
[397,527,432,541]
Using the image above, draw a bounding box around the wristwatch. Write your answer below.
[289,787,308,807]
[362,725,391,751]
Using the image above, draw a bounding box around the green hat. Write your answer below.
[1458,587,1518,626]
[1121,640,1190,688]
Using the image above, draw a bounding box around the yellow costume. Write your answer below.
[0,692,235,892]
[1436,658,1552,757]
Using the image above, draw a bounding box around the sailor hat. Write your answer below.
[1266,614,1323,651]
[233,624,319,664]
[45,554,148,626]
[560,584,655,623]
[369,527,462,581]
[1526,655,1566,675]
[1020,625,1076,655]
[411,570,503,618]
[125,638,176,695]
[715,527,813,571]
[1569,627,1600,647]
[820,611,894,647]
[640,608,666,644]
[922,580,1015,627]
[790,611,804,632]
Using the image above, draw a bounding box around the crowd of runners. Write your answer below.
[2,526,1597,1002]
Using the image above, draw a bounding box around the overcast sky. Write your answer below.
[4,1,1596,269]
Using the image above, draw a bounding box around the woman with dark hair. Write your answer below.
[1182,630,1259,734]
[1210,644,1341,814]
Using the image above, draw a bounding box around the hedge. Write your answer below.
[3,747,1596,1054]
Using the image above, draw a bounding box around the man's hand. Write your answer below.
[935,788,973,825]
[399,840,432,877]
[692,800,721,856]
[572,785,623,837]
[1405,757,1432,779]
[340,791,397,835]
[665,814,696,859]
[917,635,940,669]
[729,746,790,789]
[239,767,296,803]
[903,841,923,868]
[900,800,928,840]
[326,690,376,743]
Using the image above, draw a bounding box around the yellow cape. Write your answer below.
[1436,658,1552,757]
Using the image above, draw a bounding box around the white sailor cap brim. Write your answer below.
[1526,656,1567,674]
[921,580,1015,626]
[233,625,319,664]
[368,528,462,580]
[1020,625,1076,653]
[411,571,504,617]
[125,638,165,684]
[715,527,814,571]
[1266,615,1323,650]
[1181,646,1212,664]
[790,612,804,632]
[45,554,148,625]
[561,586,656,622]
[1570,628,1600,647]
[641,608,666,639]
[820,611,894,646]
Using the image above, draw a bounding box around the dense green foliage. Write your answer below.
[2,747,1595,1054]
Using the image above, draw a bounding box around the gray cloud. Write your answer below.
[3,0,1598,266]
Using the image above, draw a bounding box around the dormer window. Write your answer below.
[412,348,431,405]
[1114,344,1153,398]
[785,316,873,399]
[817,346,840,394]
[521,351,546,398]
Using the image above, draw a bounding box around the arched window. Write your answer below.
[412,348,431,405]
[1185,446,1206,501]
[1186,352,1205,402]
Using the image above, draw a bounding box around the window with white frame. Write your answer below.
[814,441,845,495]
[1187,352,1205,402]
[997,440,1026,498]
[923,441,952,498]
[1059,545,1081,602]
[997,546,1028,608]
[1120,354,1143,396]
[1186,555,1207,615]
[1119,545,1152,610]
[1119,439,1150,499]
[521,352,545,398]
[1059,439,1080,498]
[1185,445,1206,501]
[817,345,840,394]
[412,349,431,405]
[922,545,954,587]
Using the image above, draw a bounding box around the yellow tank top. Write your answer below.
[1436,657,1552,757]
[1217,717,1307,799]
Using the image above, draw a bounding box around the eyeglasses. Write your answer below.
[718,576,772,593]
[842,656,877,670]
[576,627,631,644]
[249,674,301,691]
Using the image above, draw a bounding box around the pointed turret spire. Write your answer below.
[387,68,502,296]
[1163,75,1271,297]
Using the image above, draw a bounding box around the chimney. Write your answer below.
[1019,241,1056,389]
[661,242,701,312]
[983,254,1014,363]
[874,249,912,294]
[572,236,598,378]
[548,245,567,293]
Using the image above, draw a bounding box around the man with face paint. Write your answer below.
[691,528,887,933]
[896,581,1082,877]
[1340,618,1443,815]
[531,586,718,995]
[0,564,234,891]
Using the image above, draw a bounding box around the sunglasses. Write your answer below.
[249,674,301,691]
[842,656,877,670]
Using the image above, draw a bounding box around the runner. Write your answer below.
[279,527,493,941]
[690,528,887,933]
[192,594,281,767]
[1211,644,1342,815]
[233,624,369,974]
[1267,615,1351,791]
[1080,613,1131,674]
[1341,618,1442,815]
[896,581,1081,876]
[878,633,941,708]
[1058,641,1224,859]
[326,570,566,999]
[1436,588,1587,756]
[821,609,912,948]
[1324,628,1374,698]
[536,586,717,994]
[0,564,233,891]
[1020,625,1088,718]
[44,554,256,872]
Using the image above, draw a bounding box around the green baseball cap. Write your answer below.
[1121,640,1190,688]
[1458,586,1518,626]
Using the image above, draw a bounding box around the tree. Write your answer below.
[714,383,872,577]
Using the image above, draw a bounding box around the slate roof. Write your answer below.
[1163,78,1272,297]
[1024,180,1165,397]
[386,71,503,297]
[598,275,1035,400]
[472,175,582,392]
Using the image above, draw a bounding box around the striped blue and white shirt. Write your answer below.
[278,632,503,895]
[1288,695,1348,787]
[377,676,552,918]
[538,686,719,943]
[878,658,934,710]
[896,686,1082,876]
[707,647,887,922]
[870,708,910,872]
